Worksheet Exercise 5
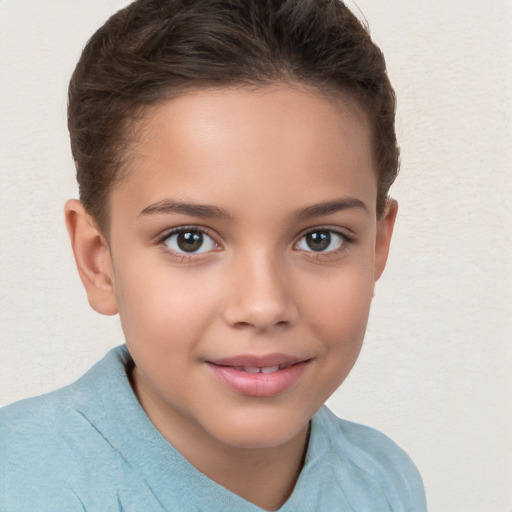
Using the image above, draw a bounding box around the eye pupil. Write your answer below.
[177,231,203,252]
[306,231,331,251]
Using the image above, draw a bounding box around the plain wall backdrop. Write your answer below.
[0,1,511,510]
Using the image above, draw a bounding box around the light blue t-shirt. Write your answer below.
[0,346,427,511]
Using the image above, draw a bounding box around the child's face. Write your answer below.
[76,84,396,451]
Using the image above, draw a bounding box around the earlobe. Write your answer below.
[64,199,118,316]
[374,199,398,281]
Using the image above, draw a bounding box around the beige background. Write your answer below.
[1,1,511,510]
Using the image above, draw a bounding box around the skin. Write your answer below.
[65,84,397,510]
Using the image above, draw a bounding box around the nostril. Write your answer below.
[232,319,289,330]
[233,321,252,329]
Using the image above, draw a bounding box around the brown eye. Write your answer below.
[164,229,217,254]
[296,230,346,253]
[177,231,203,252]
[305,231,331,251]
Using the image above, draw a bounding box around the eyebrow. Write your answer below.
[296,198,369,219]
[140,197,368,220]
[139,199,232,219]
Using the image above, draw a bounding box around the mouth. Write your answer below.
[227,363,293,374]
[205,354,311,397]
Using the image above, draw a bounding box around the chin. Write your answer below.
[207,406,312,450]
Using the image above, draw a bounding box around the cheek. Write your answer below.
[301,262,375,350]
[115,271,218,392]
[113,261,222,348]
[305,270,374,404]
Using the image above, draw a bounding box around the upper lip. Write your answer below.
[207,353,309,368]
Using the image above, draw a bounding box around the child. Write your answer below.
[0,0,427,510]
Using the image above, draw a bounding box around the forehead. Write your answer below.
[112,84,377,221]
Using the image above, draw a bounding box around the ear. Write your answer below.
[374,199,398,281]
[65,199,118,316]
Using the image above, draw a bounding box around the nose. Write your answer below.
[222,251,299,332]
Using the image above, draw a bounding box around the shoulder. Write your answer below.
[1,389,100,510]
[0,345,130,443]
[0,376,104,455]
[0,346,130,511]
[313,407,428,511]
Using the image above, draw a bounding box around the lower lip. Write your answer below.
[206,362,309,397]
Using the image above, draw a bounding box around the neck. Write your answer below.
[194,424,310,510]
[132,366,310,510]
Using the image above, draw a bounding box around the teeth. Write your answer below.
[244,367,261,373]
[261,365,280,374]
[241,366,281,373]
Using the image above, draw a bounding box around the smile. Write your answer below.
[230,363,291,373]
[205,354,310,397]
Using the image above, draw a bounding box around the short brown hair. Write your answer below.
[68,0,399,230]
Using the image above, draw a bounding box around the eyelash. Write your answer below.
[157,226,221,261]
[157,226,353,261]
[294,228,353,259]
